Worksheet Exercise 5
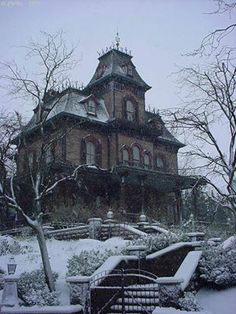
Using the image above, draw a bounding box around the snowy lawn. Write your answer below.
[0,236,128,305]
[197,287,236,314]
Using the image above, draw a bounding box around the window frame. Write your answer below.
[143,153,151,169]
[132,145,141,167]
[126,100,135,122]
[156,156,165,171]
[87,100,97,116]
[86,141,96,165]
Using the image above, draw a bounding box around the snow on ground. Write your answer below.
[197,287,236,314]
[0,236,128,305]
[152,309,209,314]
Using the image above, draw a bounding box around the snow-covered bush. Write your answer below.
[18,269,59,306]
[130,231,188,253]
[0,236,22,255]
[67,248,123,276]
[199,244,236,288]
[178,292,202,312]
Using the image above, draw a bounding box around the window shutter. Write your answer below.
[95,142,102,167]
[80,139,86,164]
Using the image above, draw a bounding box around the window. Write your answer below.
[86,141,96,164]
[144,153,151,169]
[28,152,34,168]
[156,156,164,170]
[87,100,96,115]
[132,146,141,167]
[45,147,54,164]
[122,149,129,165]
[126,100,135,121]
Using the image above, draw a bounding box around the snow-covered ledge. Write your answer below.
[146,242,201,260]
[0,305,83,314]
[186,232,205,242]
[174,250,202,291]
[155,277,183,307]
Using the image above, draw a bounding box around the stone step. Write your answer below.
[110,304,156,312]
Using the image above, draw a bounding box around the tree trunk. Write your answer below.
[33,221,55,291]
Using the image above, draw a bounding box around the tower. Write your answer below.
[84,36,151,125]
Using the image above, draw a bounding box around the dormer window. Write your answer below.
[87,100,96,115]
[127,64,133,77]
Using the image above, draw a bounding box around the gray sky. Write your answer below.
[0,0,234,118]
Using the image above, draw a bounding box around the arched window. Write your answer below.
[156,156,164,170]
[122,149,129,165]
[86,141,96,164]
[144,153,151,169]
[126,100,135,121]
[132,146,141,167]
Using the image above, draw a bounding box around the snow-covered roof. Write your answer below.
[24,89,109,132]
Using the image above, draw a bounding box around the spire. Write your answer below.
[115,32,120,49]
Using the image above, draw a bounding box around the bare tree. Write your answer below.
[164,51,236,226]
[0,31,79,291]
[0,108,20,227]
[190,0,236,56]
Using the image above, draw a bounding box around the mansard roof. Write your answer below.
[85,48,151,91]
[24,88,110,132]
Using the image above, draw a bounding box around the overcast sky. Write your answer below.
[0,0,235,118]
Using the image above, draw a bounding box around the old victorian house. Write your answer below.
[16,39,198,225]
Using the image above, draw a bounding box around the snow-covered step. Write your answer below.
[110,304,155,312]
[124,290,159,297]
[116,297,159,304]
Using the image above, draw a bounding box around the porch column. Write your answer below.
[120,175,126,217]
[175,190,183,224]
[141,178,145,216]
[191,186,199,220]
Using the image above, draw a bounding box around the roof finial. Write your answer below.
[115,32,120,50]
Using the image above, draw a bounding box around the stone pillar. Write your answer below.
[155,277,183,307]
[137,213,149,230]
[88,218,102,239]
[104,209,116,238]
[1,275,19,307]
[66,276,90,306]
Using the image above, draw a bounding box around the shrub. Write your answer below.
[178,292,202,312]
[130,231,188,254]
[18,269,59,306]
[199,244,236,288]
[0,236,22,255]
[67,248,123,276]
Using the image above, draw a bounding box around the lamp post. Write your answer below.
[1,257,19,307]
[7,257,17,275]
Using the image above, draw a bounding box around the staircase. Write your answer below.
[107,284,159,314]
